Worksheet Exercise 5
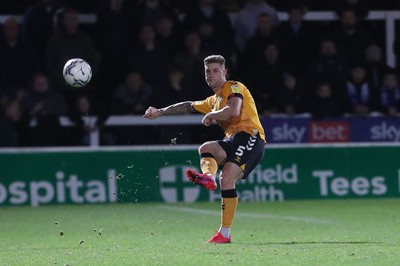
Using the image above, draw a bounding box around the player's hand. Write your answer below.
[202,114,213,126]
[143,106,162,120]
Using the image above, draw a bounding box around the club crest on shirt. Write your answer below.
[211,96,223,110]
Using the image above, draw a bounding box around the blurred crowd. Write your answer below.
[1,0,400,147]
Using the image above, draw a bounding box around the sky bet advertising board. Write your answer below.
[0,145,399,206]
[263,116,400,143]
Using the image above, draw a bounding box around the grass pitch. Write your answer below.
[0,200,399,266]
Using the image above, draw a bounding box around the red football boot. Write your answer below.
[186,169,217,191]
[207,232,231,244]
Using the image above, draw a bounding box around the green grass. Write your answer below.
[0,200,399,266]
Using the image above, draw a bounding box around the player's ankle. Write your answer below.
[218,226,230,238]
[204,172,215,178]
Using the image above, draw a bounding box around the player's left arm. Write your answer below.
[202,95,242,126]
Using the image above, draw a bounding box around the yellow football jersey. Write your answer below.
[192,80,266,142]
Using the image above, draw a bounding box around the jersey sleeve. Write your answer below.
[192,96,213,114]
[226,82,244,100]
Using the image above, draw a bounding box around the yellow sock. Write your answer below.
[221,190,238,228]
[200,153,218,176]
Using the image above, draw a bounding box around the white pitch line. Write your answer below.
[158,205,332,224]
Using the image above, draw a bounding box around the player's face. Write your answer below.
[204,63,227,89]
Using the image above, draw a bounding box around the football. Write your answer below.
[63,58,92,87]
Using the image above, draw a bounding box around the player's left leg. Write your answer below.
[207,132,265,244]
[207,162,243,244]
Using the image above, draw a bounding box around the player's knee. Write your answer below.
[219,175,236,189]
[198,141,214,154]
[220,163,244,187]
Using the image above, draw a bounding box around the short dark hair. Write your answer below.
[204,55,226,66]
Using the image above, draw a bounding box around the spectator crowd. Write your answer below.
[0,0,400,146]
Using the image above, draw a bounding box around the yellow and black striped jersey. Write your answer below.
[192,80,266,142]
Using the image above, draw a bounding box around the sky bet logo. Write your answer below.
[159,166,200,203]
[309,121,350,143]
[271,123,306,143]
[370,122,400,141]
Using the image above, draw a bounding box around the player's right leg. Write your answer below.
[186,141,226,191]
[185,169,217,191]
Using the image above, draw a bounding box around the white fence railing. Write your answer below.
[29,115,204,147]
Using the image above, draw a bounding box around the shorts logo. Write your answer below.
[246,135,257,150]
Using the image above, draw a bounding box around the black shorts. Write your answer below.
[216,131,265,178]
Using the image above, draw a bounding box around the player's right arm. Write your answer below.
[143,101,194,120]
